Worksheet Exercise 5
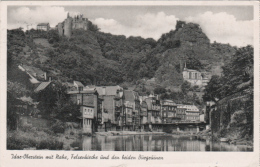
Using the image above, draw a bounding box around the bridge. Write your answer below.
[152,121,209,132]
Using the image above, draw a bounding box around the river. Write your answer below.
[71,135,252,151]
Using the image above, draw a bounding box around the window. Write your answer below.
[79,87,83,91]
[189,72,192,79]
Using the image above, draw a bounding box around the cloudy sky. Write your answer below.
[8,6,254,47]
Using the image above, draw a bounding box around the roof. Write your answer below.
[34,82,51,92]
[67,88,97,94]
[161,99,176,106]
[144,98,153,110]
[37,23,49,26]
[19,96,38,105]
[21,65,45,79]
[95,86,123,96]
[184,68,199,72]
[74,81,84,87]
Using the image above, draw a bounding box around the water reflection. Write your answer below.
[80,135,252,152]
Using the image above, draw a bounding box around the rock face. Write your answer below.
[153,21,236,87]
[210,89,253,141]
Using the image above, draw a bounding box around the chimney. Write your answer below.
[102,87,106,95]
[49,77,52,82]
[44,72,47,81]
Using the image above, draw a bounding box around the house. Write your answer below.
[37,23,50,31]
[182,63,211,87]
[144,96,162,131]
[34,81,52,93]
[161,99,178,123]
[175,107,186,121]
[123,90,140,130]
[140,100,148,131]
[18,65,47,84]
[94,86,124,131]
[67,81,102,133]
[177,104,200,122]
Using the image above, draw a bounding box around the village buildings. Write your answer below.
[65,82,205,133]
[37,23,50,31]
[18,61,206,133]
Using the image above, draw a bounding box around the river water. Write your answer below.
[72,135,252,151]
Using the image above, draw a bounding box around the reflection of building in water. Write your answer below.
[82,136,92,151]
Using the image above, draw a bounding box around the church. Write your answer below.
[182,63,211,87]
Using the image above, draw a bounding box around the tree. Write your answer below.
[154,86,166,95]
[33,81,69,116]
[54,101,81,122]
[203,75,222,102]
[181,81,191,95]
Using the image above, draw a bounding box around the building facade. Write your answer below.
[145,97,162,131]
[177,104,200,122]
[95,86,124,131]
[182,64,211,87]
[37,23,50,31]
[67,81,102,133]
[161,100,178,124]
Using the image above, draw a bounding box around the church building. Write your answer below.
[182,63,211,87]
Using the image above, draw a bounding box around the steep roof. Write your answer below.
[67,88,97,94]
[74,81,84,87]
[144,98,152,110]
[37,23,49,26]
[34,82,51,92]
[161,99,177,106]
[184,68,199,72]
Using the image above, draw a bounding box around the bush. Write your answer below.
[7,130,63,150]
[37,139,63,150]
[7,132,37,149]
[219,128,227,137]
[51,121,65,134]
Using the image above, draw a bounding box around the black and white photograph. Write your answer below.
[4,2,256,154]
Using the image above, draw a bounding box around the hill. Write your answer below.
[7,20,238,95]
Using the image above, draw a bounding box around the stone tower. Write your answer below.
[57,13,89,38]
[57,23,63,36]
[64,13,73,38]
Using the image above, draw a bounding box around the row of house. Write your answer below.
[61,81,204,133]
[17,64,204,133]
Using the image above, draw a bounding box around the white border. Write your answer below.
[0,1,259,167]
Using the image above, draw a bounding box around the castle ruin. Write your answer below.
[57,13,89,38]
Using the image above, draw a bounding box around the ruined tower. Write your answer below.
[57,23,63,36]
[64,13,73,38]
[57,13,89,38]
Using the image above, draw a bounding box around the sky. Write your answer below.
[7,6,254,47]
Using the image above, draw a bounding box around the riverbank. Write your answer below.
[195,129,253,149]
[95,131,166,136]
